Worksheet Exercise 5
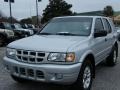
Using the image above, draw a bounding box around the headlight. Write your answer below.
[29,30,34,35]
[7,31,14,36]
[48,53,66,62]
[48,53,75,62]
[6,48,16,59]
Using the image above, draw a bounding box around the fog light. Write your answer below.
[55,73,63,79]
[5,65,9,71]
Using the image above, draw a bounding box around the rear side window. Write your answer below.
[0,23,5,29]
[103,18,112,33]
[94,18,104,32]
[11,24,15,29]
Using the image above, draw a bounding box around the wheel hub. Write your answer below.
[83,66,91,89]
[113,50,117,63]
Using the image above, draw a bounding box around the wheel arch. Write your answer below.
[85,54,95,78]
[80,52,95,78]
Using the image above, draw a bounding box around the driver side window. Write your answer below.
[95,18,104,32]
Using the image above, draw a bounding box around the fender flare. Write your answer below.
[79,50,95,63]
[79,50,95,78]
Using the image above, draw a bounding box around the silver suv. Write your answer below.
[3,16,118,90]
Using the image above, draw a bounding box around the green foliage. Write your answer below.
[8,17,19,23]
[103,6,114,17]
[0,10,18,23]
[76,11,104,16]
[20,16,41,26]
[31,16,41,25]
[41,0,73,23]
[20,18,32,24]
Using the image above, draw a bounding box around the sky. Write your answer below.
[0,0,120,20]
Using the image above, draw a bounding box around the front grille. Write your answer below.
[8,31,14,36]
[28,69,34,77]
[20,68,26,75]
[36,70,44,78]
[16,50,46,63]
[14,66,18,73]
[13,67,44,79]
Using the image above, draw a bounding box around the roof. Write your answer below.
[55,16,108,19]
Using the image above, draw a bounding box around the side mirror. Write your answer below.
[94,30,107,38]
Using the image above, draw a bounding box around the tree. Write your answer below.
[20,18,32,24]
[20,16,42,26]
[8,17,19,23]
[31,16,42,25]
[41,0,73,23]
[0,10,18,23]
[103,6,114,17]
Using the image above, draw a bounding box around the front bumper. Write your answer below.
[3,57,82,85]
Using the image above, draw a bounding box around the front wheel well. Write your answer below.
[84,54,95,78]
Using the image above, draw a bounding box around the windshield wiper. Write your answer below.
[39,32,54,35]
[56,32,79,36]
[39,32,80,36]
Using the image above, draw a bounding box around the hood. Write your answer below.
[17,28,30,31]
[22,29,33,34]
[4,29,14,36]
[22,29,31,31]
[8,35,88,52]
[117,29,120,33]
[16,28,33,35]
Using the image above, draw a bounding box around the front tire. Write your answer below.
[106,46,118,66]
[0,35,5,47]
[73,60,93,90]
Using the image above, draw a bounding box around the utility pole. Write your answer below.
[36,0,41,27]
[4,0,14,24]
[9,0,12,24]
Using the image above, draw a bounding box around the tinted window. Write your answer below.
[95,18,104,32]
[103,18,112,33]
[11,24,15,29]
[0,23,5,29]
[4,23,12,30]
[40,17,93,36]
[14,24,22,29]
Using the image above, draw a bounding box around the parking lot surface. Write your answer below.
[0,44,120,90]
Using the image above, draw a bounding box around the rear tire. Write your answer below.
[73,59,94,90]
[106,46,118,66]
[0,35,5,47]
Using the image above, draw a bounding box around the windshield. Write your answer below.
[40,17,93,36]
[4,23,12,30]
[14,24,23,29]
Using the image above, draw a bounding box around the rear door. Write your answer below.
[102,18,114,54]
